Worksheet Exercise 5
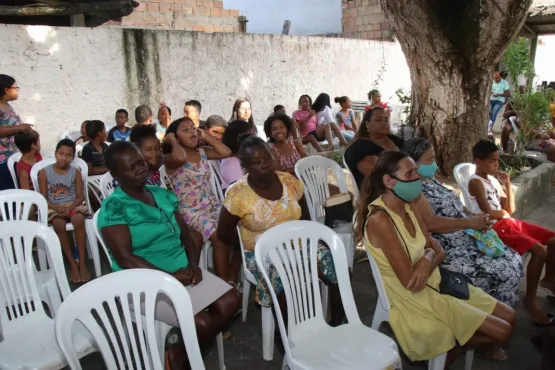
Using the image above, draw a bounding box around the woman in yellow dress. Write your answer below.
[355,150,516,366]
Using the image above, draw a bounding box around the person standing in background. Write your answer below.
[184,100,205,128]
[489,71,511,134]
[0,74,33,190]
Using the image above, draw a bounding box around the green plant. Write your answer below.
[503,37,551,155]
[331,150,345,168]
[395,88,412,124]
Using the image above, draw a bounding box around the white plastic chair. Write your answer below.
[30,157,102,277]
[342,153,360,202]
[99,172,115,199]
[60,130,82,142]
[365,249,474,370]
[453,163,476,209]
[55,269,206,370]
[0,190,64,315]
[237,225,276,361]
[7,152,21,189]
[295,156,355,269]
[255,221,401,370]
[91,211,226,370]
[159,165,169,189]
[0,221,95,368]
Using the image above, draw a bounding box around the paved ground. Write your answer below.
[72,192,555,370]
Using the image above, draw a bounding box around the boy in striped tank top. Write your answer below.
[38,139,91,283]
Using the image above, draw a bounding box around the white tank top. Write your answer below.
[468,174,504,216]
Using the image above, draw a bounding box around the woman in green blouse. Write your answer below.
[98,141,239,368]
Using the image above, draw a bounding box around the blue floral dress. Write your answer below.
[168,148,220,241]
[423,178,523,306]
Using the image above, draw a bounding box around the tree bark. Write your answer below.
[381,0,533,174]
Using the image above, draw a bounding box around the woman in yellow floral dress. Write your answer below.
[217,134,343,325]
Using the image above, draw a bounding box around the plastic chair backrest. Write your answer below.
[100,172,115,199]
[158,165,168,189]
[453,163,476,208]
[7,152,22,189]
[254,220,360,350]
[0,221,70,337]
[342,154,360,203]
[60,130,82,142]
[209,162,224,202]
[365,249,391,313]
[0,189,48,224]
[55,269,205,370]
[30,157,92,211]
[92,210,112,267]
[295,156,349,222]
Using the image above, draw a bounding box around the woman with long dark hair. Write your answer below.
[311,93,348,147]
[230,97,257,134]
[0,74,33,190]
[356,150,515,366]
[344,106,404,187]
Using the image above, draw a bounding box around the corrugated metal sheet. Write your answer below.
[527,0,555,35]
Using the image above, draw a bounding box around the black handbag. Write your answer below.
[324,193,354,228]
[370,207,470,300]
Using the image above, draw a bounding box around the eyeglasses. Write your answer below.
[8,86,19,91]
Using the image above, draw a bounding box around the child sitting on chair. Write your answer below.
[38,139,91,283]
[14,129,42,190]
[468,139,555,326]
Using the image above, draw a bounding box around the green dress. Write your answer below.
[98,185,189,273]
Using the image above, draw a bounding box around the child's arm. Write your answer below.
[87,163,108,176]
[293,139,308,159]
[468,178,510,220]
[38,169,62,213]
[350,111,358,131]
[17,169,30,190]
[497,171,515,215]
[201,129,232,160]
[67,168,86,213]
[163,133,187,170]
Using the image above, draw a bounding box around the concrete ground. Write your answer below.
[72,192,555,370]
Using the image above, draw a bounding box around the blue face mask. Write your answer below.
[417,161,439,179]
[391,176,423,202]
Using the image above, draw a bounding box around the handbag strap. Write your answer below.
[368,205,439,293]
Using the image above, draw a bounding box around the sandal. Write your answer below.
[481,346,508,361]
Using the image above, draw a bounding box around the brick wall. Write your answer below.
[341,0,392,41]
[104,0,240,32]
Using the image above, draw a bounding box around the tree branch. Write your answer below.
[0,1,138,17]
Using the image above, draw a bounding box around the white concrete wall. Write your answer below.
[0,24,410,151]
[224,0,341,35]
[535,35,555,85]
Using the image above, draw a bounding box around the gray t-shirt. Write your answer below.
[43,164,78,205]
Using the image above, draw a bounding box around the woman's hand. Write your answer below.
[17,123,34,131]
[191,265,202,285]
[406,256,432,293]
[163,132,177,144]
[173,267,194,286]
[196,128,207,142]
[469,214,493,231]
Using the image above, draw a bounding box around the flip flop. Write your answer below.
[481,346,508,361]
[534,313,555,327]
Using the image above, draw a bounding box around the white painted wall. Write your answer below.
[535,35,555,85]
[224,0,341,35]
[0,24,410,152]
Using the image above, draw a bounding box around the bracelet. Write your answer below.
[424,248,437,260]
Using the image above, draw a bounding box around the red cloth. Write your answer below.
[364,102,390,111]
[15,152,43,189]
[493,217,555,255]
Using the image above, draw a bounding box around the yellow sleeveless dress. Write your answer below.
[365,197,497,361]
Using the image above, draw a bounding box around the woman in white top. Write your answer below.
[312,93,348,147]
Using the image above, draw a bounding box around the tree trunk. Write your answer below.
[381,0,533,174]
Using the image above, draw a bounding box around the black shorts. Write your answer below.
[308,130,325,142]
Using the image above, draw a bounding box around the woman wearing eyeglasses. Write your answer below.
[344,106,404,188]
[0,74,34,190]
[98,141,240,368]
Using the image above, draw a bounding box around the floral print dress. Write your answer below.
[423,178,523,306]
[0,104,22,164]
[168,148,220,242]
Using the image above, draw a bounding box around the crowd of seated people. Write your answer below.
[4,71,555,368]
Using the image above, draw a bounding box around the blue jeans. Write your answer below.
[341,129,356,142]
[489,100,505,130]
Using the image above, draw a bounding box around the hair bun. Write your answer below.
[334,97,340,103]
